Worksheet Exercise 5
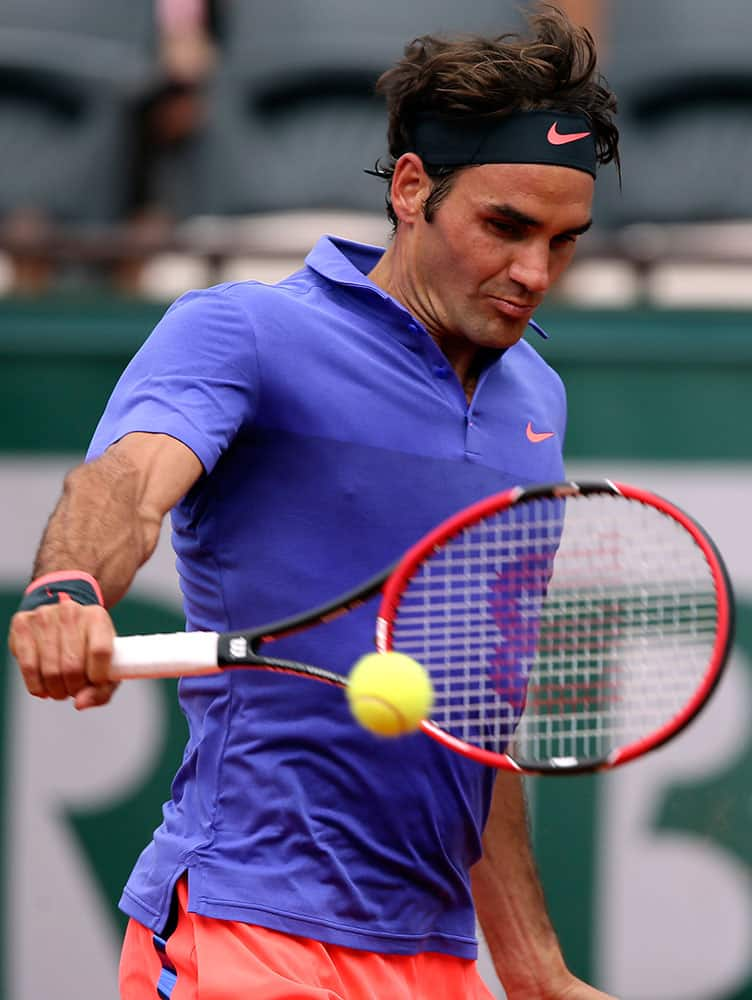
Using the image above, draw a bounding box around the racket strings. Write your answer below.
[389,495,720,766]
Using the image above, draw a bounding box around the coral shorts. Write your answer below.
[119,877,495,999]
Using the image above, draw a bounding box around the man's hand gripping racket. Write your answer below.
[110,481,734,775]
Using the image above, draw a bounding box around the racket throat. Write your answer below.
[217,633,346,687]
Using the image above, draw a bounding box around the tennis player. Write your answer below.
[10,8,620,998]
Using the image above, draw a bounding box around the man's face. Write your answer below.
[406,161,594,351]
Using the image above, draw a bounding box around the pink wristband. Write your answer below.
[20,571,104,611]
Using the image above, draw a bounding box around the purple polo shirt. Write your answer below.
[88,235,566,956]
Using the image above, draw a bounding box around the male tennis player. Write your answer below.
[10,8,620,998]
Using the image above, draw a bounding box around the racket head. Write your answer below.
[376,480,734,774]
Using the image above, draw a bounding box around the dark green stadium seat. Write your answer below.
[0,0,157,93]
[594,0,752,227]
[0,0,157,223]
[189,0,528,217]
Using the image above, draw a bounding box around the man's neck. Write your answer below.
[368,242,484,395]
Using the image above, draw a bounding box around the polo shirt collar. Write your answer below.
[305,235,388,297]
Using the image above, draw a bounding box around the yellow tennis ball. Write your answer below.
[346,651,433,737]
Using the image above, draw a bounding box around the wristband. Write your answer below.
[18,571,104,612]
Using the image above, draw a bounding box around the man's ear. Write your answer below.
[389,153,433,224]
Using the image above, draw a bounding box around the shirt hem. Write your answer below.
[119,883,478,959]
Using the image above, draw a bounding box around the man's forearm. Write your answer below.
[471,772,568,995]
[32,451,162,607]
[11,434,202,709]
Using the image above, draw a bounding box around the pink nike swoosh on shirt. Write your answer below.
[526,421,555,443]
[547,122,591,145]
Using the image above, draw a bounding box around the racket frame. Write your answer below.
[376,480,735,774]
[215,564,394,686]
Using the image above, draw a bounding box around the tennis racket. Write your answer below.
[109,480,734,774]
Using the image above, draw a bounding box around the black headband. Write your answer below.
[408,110,597,178]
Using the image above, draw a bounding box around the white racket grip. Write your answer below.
[110,631,220,680]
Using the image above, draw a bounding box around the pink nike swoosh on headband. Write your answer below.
[547,122,592,145]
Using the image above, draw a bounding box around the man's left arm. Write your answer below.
[471,771,618,999]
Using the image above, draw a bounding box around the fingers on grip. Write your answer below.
[10,603,117,705]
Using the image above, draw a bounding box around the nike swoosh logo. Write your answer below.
[526,421,555,443]
[547,122,591,146]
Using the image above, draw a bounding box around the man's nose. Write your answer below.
[508,244,551,294]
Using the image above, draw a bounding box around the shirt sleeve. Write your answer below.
[86,285,259,474]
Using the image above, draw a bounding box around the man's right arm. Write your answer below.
[8,432,203,710]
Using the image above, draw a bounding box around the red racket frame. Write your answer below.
[376,480,734,773]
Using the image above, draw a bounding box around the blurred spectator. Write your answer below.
[0,1,158,294]
[1,1,218,296]
[554,0,605,46]
[4,208,55,297]
[114,0,220,294]
[159,0,218,81]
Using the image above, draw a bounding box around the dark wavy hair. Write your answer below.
[374,4,619,226]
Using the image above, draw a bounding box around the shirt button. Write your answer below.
[434,365,450,379]
[407,323,419,334]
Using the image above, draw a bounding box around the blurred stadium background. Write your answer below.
[0,1,751,997]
